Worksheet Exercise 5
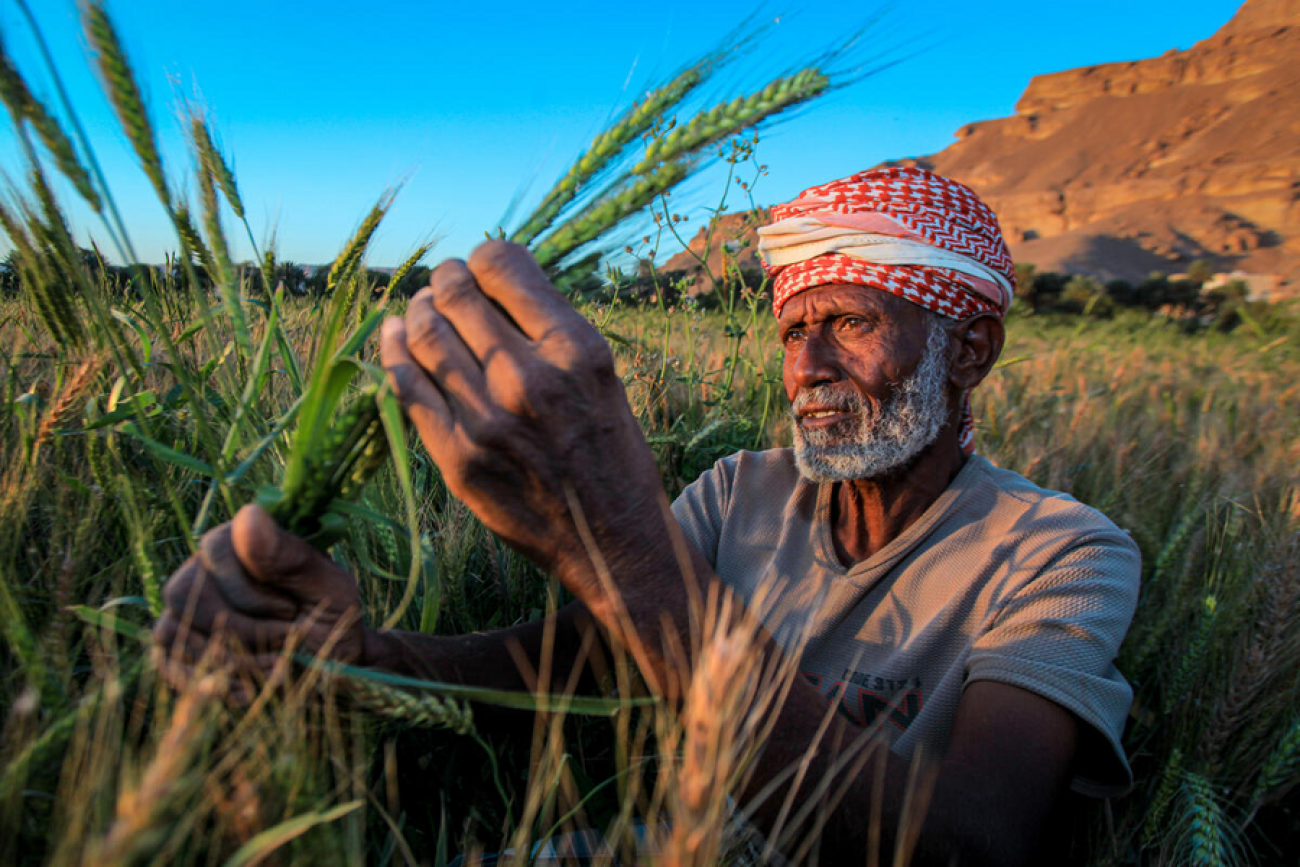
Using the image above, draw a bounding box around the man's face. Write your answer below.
[778,283,954,482]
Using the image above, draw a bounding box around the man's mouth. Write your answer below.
[797,407,855,428]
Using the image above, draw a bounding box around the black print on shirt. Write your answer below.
[803,671,925,733]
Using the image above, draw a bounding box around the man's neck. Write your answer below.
[829,434,967,567]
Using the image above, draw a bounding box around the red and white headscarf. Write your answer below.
[758,166,1016,454]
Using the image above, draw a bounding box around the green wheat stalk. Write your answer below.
[1164,595,1218,713]
[1250,716,1300,808]
[532,159,690,270]
[1141,747,1184,846]
[1181,772,1229,867]
[190,114,249,352]
[0,38,100,212]
[630,68,829,175]
[343,676,475,736]
[85,0,170,210]
[511,64,705,247]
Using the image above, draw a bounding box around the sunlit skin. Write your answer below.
[779,283,1003,564]
[154,242,1077,865]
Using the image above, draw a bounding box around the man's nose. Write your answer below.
[791,333,840,390]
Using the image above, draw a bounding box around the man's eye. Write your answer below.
[836,316,869,332]
[782,328,805,345]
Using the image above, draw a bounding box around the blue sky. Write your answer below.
[0,1,1241,267]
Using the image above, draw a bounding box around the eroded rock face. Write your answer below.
[660,210,769,295]
[895,0,1299,292]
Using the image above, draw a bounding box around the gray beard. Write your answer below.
[791,317,953,483]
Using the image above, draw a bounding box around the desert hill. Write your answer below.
[665,0,1300,298]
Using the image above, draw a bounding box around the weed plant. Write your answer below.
[1,3,1298,865]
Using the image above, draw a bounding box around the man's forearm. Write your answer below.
[361,601,608,696]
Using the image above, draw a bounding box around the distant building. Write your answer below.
[1203,271,1282,302]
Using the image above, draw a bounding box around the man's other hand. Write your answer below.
[378,240,672,616]
[152,503,368,696]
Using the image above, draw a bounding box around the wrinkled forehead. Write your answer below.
[776,281,924,327]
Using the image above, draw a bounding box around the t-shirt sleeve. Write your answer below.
[965,530,1141,797]
[669,457,736,570]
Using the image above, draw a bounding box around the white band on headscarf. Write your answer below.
[758,216,1014,312]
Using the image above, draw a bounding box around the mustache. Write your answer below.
[791,386,866,415]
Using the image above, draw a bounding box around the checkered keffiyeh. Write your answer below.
[758,166,1017,453]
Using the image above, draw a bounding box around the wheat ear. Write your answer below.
[268,392,388,546]
[0,38,100,211]
[189,113,244,219]
[342,676,474,736]
[84,1,170,209]
[512,64,705,246]
[1140,747,1183,846]
[1250,715,1300,808]
[631,68,829,175]
[1164,595,1218,713]
[532,159,689,270]
[1180,772,1229,867]
[34,357,102,452]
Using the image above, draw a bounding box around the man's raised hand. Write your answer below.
[379,240,674,618]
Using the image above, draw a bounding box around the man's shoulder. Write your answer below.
[675,448,802,524]
[965,456,1135,550]
[711,447,798,481]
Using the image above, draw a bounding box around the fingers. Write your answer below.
[404,287,493,417]
[160,558,297,650]
[429,258,526,360]
[199,525,297,619]
[380,316,453,449]
[230,504,359,608]
[466,240,581,342]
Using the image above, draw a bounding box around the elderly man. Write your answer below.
[155,167,1140,864]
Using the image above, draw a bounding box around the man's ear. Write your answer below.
[949,313,1005,392]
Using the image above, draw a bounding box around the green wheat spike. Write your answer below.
[1164,595,1218,713]
[173,204,217,276]
[1141,747,1184,846]
[190,114,244,219]
[383,242,434,300]
[343,676,475,735]
[1181,772,1228,867]
[192,116,249,352]
[1154,499,1203,581]
[266,393,388,546]
[512,64,705,247]
[84,1,171,210]
[533,159,690,270]
[0,39,101,212]
[631,68,829,175]
[1251,716,1300,806]
[328,195,393,296]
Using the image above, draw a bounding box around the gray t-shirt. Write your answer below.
[670,449,1141,796]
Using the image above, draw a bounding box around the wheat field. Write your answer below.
[2,2,1299,865]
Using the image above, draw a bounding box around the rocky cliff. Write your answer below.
[896,0,1300,291]
[665,0,1300,296]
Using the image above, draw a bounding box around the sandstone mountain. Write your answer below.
[665,0,1299,297]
